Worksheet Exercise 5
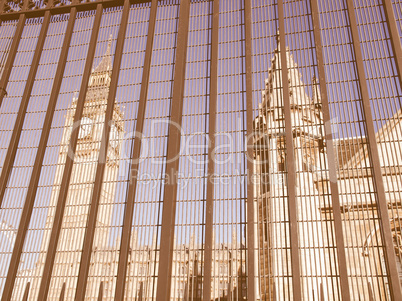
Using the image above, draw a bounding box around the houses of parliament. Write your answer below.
[7,35,402,301]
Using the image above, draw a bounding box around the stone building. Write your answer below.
[253,39,402,300]
[253,39,327,301]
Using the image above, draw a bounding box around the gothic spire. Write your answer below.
[93,34,113,74]
[263,31,312,109]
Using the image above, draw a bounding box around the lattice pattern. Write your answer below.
[0,0,401,300]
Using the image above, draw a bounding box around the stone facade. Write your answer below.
[253,39,402,300]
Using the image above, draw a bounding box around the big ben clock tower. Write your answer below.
[25,36,125,301]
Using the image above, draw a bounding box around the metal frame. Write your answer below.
[0,0,128,20]
[97,282,103,301]
[202,0,219,300]
[58,283,66,301]
[36,4,104,299]
[277,0,302,299]
[309,0,351,299]
[0,0,400,300]
[0,0,5,14]
[0,14,51,297]
[0,13,26,207]
[0,6,76,301]
[0,9,50,213]
[345,0,402,299]
[21,282,29,301]
[0,14,25,108]
[156,0,190,298]
[244,0,256,299]
[113,0,158,300]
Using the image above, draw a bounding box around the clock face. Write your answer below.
[78,117,93,139]
[110,124,119,148]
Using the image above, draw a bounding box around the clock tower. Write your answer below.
[30,36,124,300]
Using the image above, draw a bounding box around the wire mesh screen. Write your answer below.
[44,7,123,300]
[3,10,97,300]
[0,19,17,79]
[8,14,70,300]
[0,0,401,300]
[84,3,151,301]
[0,15,43,298]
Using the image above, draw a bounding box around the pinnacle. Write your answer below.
[93,35,113,74]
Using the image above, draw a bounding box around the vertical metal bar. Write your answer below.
[0,10,50,213]
[203,0,219,300]
[58,283,66,301]
[0,0,5,15]
[0,13,25,117]
[22,0,29,11]
[243,0,256,300]
[113,0,157,300]
[320,283,324,301]
[277,0,302,299]
[97,282,103,301]
[382,0,402,84]
[345,0,402,299]
[309,0,351,300]
[21,282,30,301]
[36,4,103,300]
[156,0,190,299]
[1,8,76,301]
[74,1,130,299]
[368,283,375,301]
[45,0,53,8]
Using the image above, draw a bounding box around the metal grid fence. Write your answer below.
[0,0,401,300]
